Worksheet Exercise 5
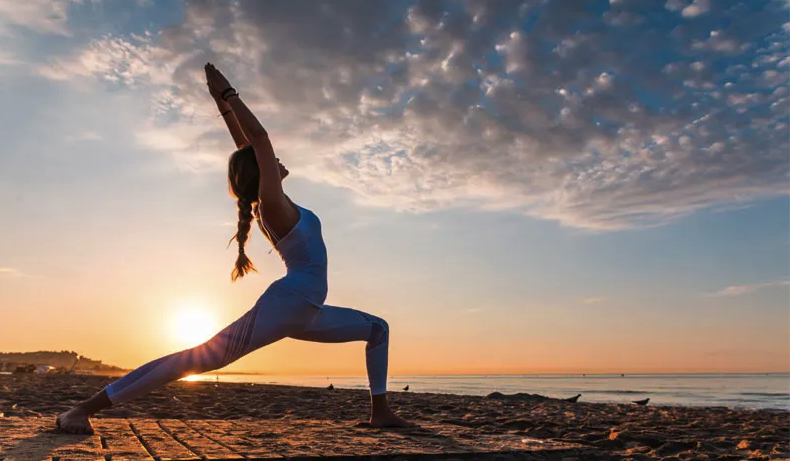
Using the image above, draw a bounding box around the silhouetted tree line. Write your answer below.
[0,350,126,373]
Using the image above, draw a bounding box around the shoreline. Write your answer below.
[4,371,787,412]
[185,372,790,412]
[3,374,785,415]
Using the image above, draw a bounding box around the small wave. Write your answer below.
[590,390,653,395]
[737,392,790,398]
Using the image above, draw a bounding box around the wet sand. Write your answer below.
[1,374,787,460]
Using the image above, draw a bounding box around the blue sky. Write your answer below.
[0,0,788,374]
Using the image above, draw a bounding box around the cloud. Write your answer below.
[0,0,78,36]
[64,131,102,143]
[0,50,22,66]
[681,0,711,18]
[0,267,20,277]
[709,280,790,297]
[37,33,177,87]
[32,0,790,230]
[583,297,607,305]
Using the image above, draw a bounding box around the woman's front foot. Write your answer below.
[370,414,414,428]
[370,409,416,428]
[369,392,417,427]
[56,407,94,435]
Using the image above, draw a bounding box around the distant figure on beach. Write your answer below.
[55,63,412,434]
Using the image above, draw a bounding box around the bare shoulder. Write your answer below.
[258,196,300,237]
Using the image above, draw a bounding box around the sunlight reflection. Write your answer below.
[179,374,219,382]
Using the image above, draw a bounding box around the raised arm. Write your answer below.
[205,63,289,209]
[211,88,248,150]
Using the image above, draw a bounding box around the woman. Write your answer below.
[55,63,412,434]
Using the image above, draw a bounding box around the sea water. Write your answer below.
[184,372,790,411]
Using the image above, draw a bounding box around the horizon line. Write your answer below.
[211,371,790,377]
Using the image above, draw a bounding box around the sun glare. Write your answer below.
[172,303,218,348]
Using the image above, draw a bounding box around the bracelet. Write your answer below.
[221,87,238,101]
[224,92,240,101]
[219,110,232,117]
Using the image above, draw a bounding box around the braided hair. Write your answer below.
[227,145,260,281]
[229,197,256,281]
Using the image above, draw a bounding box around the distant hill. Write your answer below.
[0,350,127,375]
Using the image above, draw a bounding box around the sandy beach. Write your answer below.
[0,374,787,460]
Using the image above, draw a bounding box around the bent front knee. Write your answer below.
[367,316,389,350]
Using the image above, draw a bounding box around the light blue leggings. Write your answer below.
[105,289,389,405]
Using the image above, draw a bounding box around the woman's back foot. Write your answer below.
[55,407,94,435]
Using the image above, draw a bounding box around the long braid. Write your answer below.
[230,198,257,281]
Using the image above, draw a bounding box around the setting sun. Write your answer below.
[172,305,218,348]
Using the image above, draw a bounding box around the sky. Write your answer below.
[0,0,788,376]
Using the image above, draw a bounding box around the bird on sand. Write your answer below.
[327,383,334,390]
[403,384,409,391]
[632,398,650,406]
[564,394,582,403]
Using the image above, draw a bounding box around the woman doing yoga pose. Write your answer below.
[55,63,413,434]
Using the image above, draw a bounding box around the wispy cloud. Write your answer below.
[64,131,102,143]
[0,267,20,277]
[0,50,21,66]
[36,33,174,86]
[0,0,75,36]
[709,280,790,297]
[583,297,607,305]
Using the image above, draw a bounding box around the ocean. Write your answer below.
[183,372,790,411]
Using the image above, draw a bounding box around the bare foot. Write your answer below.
[56,407,94,435]
[370,411,417,428]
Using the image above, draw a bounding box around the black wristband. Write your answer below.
[221,87,238,101]
[219,110,232,117]
[223,92,240,101]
